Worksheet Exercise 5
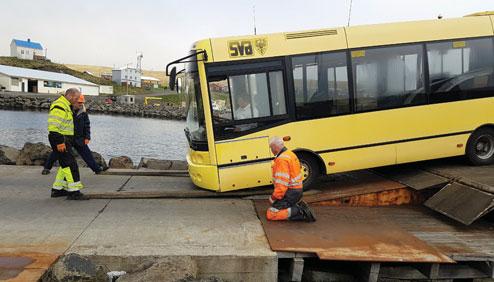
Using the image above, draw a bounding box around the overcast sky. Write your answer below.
[0,0,492,70]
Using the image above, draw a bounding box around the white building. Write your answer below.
[112,66,141,87]
[141,75,160,89]
[0,65,99,96]
[10,39,45,60]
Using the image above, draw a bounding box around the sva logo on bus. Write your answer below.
[228,40,254,57]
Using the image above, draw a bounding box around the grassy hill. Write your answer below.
[0,57,111,85]
[65,64,168,85]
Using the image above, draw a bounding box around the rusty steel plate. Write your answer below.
[304,171,407,204]
[255,201,453,263]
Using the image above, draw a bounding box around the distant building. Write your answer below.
[101,73,112,80]
[10,39,45,60]
[112,66,141,87]
[117,94,135,105]
[141,76,160,89]
[0,64,99,95]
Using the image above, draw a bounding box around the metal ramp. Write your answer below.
[425,183,494,225]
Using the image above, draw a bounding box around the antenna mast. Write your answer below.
[253,4,257,35]
[347,0,353,27]
[136,52,143,74]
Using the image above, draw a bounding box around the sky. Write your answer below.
[0,0,492,71]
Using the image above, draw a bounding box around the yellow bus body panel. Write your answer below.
[346,16,493,49]
[218,161,272,192]
[215,136,271,165]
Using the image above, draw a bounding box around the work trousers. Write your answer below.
[48,134,83,191]
[266,188,304,221]
[45,144,100,173]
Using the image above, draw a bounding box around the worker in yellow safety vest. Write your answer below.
[266,136,316,222]
[47,88,88,200]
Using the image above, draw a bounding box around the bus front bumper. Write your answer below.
[187,153,219,191]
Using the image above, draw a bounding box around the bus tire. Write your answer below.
[296,153,320,191]
[466,127,494,166]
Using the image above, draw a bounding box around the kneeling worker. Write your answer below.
[266,136,316,222]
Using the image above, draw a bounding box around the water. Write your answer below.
[0,109,188,162]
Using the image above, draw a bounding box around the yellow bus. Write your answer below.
[167,12,494,192]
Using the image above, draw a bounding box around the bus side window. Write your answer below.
[352,44,426,112]
[209,76,233,122]
[427,38,494,102]
[292,51,350,120]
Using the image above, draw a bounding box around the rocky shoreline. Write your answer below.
[0,94,186,120]
[0,142,187,170]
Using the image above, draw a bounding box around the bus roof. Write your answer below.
[195,13,494,63]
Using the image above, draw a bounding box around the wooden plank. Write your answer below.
[357,263,380,282]
[288,257,304,282]
[425,183,494,225]
[102,169,188,177]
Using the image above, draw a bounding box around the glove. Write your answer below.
[56,143,66,152]
[84,139,90,145]
[269,195,276,204]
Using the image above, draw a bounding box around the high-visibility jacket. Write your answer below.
[271,148,303,201]
[48,95,74,137]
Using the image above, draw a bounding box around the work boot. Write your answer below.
[298,201,316,222]
[66,191,90,200]
[42,169,51,175]
[51,189,68,198]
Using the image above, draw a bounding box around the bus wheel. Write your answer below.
[466,128,494,165]
[297,153,320,191]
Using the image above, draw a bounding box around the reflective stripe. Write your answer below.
[278,154,291,159]
[287,207,292,218]
[66,181,83,192]
[289,182,302,187]
[47,115,66,123]
[269,207,279,212]
[274,179,289,186]
[52,185,65,190]
[291,174,302,182]
[274,172,290,179]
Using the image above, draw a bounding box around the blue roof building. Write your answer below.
[10,38,45,60]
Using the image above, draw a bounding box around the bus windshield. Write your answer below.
[184,61,207,150]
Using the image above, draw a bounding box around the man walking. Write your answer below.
[266,136,315,222]
[48,88,88,200]
[43,94,105,175]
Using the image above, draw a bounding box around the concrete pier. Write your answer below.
[0,165,276,281]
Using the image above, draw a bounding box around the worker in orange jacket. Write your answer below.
[266,136,316,222]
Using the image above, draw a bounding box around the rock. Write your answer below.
[16,142,52,166]
[138,158,188,170]
[109,156,134,169]
[138,158,172,170]
[170,160,188,170]
[73,150,107,170]
[41,253,97,282]
[118,257,198,282]
[0,145,19,165]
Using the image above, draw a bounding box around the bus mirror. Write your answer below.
[169,67,177,90]
[283,136,291,141]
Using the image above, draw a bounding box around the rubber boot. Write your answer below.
[66,191,90,200]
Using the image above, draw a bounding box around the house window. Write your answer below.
[11,78,19,86]
[21,50,24,54]
[43,81,62,88]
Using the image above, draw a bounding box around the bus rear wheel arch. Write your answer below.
[466,126,494,166]
[294,151,324,190]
